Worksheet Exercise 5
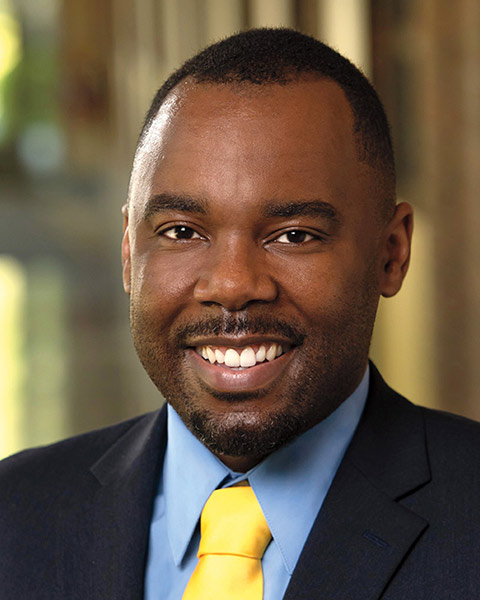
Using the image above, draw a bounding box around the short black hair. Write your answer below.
[137,28,396,215]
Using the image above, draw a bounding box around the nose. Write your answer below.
[193,236,278,310]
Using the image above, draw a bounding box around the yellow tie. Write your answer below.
[182,486,272,600]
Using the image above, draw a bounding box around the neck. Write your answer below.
[216,452,268,473]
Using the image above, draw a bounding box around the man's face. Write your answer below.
[123,78,408,470]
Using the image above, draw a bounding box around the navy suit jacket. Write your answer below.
[1,364,480,599]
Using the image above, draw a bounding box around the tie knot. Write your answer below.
[198,486,272,560]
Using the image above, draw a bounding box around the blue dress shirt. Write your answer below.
[144,366,369,599]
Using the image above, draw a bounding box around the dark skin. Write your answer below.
[122,78,413,472]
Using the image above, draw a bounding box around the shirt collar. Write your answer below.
[162,407,230,565]
[160,366,369,570]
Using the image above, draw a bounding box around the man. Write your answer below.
[1,28,479,599]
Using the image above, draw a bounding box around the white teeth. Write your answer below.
[255,345,266,363]
[240,347,256,368]
[224,348,241,367]
[197,342,286,367]
[206,346,216,364]
[266,344,277,361]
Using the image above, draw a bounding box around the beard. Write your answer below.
[129,267,378,463]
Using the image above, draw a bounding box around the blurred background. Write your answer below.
[1,0,479,459]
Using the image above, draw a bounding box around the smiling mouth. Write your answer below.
[195,342,290,369]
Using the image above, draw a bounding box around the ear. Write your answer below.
[121,204,131,294]
[379,202,414,298]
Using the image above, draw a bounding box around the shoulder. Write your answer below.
[0,410,162,499]
[371,362,480,441]
[365,363,480,478]
[421,401,480,434]
[385,382,480,462]
[420,404,480,470]
[0,409,166,596]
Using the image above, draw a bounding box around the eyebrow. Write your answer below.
[262,200,341,223]
[143,194,340,224]
[143,193,207,219]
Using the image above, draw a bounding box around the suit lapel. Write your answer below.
[57,407,167,600]
[284,365,431,600]
[283,459,428,599]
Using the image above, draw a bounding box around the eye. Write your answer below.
[274,230,315,244]
[160,225,202,240]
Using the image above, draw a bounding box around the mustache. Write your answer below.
[173,315,306,346]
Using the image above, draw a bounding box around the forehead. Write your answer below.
[129,78,369,218]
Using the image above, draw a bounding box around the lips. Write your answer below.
[196,342,287,368]
[186,337,296,394]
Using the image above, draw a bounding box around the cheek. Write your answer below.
[276,253,345,298]
[278,249,377,320]
[130,250,198,318]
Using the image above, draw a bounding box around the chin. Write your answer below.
[180,398,315,459]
